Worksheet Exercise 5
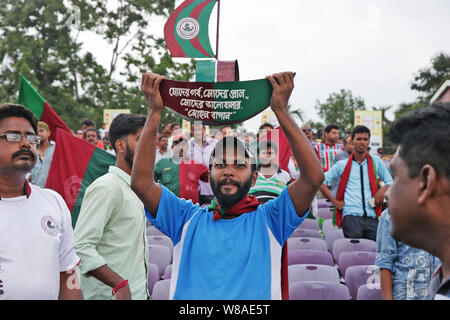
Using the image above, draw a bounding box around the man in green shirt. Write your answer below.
[155,135,209,204]
[74,113,149,300]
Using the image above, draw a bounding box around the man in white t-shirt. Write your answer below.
[0,103,82,300]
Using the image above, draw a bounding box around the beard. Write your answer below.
[210,174,253,209]
[124,144,134,168]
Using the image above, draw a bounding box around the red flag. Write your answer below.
[258,126,292,172]
[46,129,116,227]
[17,75,71,141]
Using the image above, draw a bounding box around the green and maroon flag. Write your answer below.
[164,0,216,58]
[159,77,274,125]
[17,75,71,141]
[45,129,116,227]
[196,59,240,82]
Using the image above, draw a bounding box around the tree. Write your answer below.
[410,52,450,99]
[0,0,196,130]
[395,52,450,119]
[287,104,305,123]
[314,89,366,134]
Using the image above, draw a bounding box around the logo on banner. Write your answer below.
[177,17,200,40]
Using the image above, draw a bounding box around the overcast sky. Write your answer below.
[81,0,450,133]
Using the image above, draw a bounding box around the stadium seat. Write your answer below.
[287,249,334,267]
[296,218,320,231]
[146,225,165,237]
[147,235,174,262]
[289,281,351,300]
[344,265,379,300]
[316,207,334,220]
[321,219,336,233]
[163,264,172,279]
[152,279,171,300]
[288,264,340,286]
[147,263,160,296]
[148,244,171,278]
[357,283,382,300]
[287,237,328,252]
[332,238,377,263]
[325,229,345,253]
[290,228,322,239]
[317,198,333,208]
[338,251,377,277]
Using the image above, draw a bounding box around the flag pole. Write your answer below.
[215,0,220,60]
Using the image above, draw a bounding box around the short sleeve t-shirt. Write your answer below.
[145,185,307,300]
[249,168,292,203]
[0,183,80,300]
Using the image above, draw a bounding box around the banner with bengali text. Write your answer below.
[159,77,273,125]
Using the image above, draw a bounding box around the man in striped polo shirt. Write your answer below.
[249,140,292,203]
[314,124,343,173]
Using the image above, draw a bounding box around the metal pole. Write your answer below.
[215,0,220,60]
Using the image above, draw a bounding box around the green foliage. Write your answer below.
[314,89,366,134]
[287,104,305,122]
[0,0,196,130]
[410,52,450,99]
[395,52,450,119]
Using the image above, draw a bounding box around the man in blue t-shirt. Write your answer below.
[130,72,325,300]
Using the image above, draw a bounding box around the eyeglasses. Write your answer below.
[302,129,312,132]
[0,132,40,144]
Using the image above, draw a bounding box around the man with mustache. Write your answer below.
[0,103,82,300]
[131,72,324,299]
[74,113,149,300]
[84,128,101,147]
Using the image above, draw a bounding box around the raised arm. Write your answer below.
[130,73,165,217]
[266,72,324,216]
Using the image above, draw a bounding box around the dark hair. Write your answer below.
[0,103,38,134]
[351,125,371,139]
[389,102,450,179]
[81,119,95,128]
[343,134,352,144]
[324,124,339,133]
[83,128,99,140]
[258,139,278,154]
[109,113,146,152]
[244,132,256,139]
[210,136,257,173]
[158,134,169,142]
[259,123,274,131]
[173,137,188,146]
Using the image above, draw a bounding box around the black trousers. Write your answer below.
[341,215,378,242]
